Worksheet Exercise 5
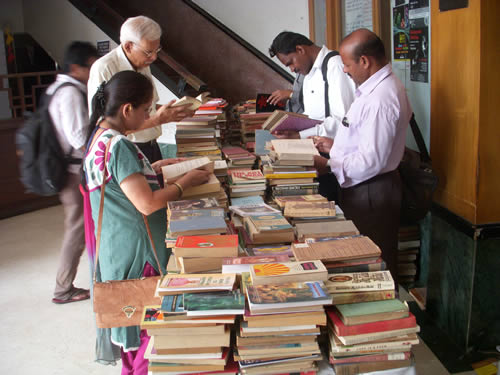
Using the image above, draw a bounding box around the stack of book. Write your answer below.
[234,260,332,374]
[175,116,221,160]
[325,271,419,374]
[398,224,421,284]
[283,201,337,225]
[166,198,229,249]
[172,234,239,273]
[222,146,256,169]
[239,112,272,150]
[241,212,295,245]
[292,235,385,275]
[228,169,266,199]
[143,273,242,374]
[264,139,320,200]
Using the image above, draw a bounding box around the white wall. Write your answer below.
[192,0,309,71]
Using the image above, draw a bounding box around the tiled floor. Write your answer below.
[0,206,479,375]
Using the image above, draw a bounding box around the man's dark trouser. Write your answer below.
[339,170,402,286]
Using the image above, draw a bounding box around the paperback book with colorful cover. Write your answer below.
[157,273,236,296]
[183,290,245,316]
[246,281,332,312]
[250,260,328,285]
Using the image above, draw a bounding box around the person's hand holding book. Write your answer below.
[311,136,334,154]
[267,89,292,106]
[176,169,211,191]
[155,100,195,124]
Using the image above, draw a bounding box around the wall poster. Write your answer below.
[408,0,429,82]
[393,1,410,60]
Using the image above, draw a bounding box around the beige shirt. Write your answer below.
[87,46,161,142]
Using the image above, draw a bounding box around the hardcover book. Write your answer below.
[335,299,409,326]
[328,309,417,337]
[325,270,395,293]
[229,169,265,184]
[157,273,236,296]
[250,260,328,285]
[293,236,382,262]
[255,93,286,113]
[262,110,322,132]
[331,289,396,305]
[284,201,336,218]
[270,139,320,160]
[174,234,238,258]
[246,214,293,232]
[296,220,359,241]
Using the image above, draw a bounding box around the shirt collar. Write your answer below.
[356,63,392,97]
[310,45,330,73]
[117,44,149,74]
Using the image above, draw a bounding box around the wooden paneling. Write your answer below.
[430,1,481,223]
[477,0,500,224]
[431,1,500,224]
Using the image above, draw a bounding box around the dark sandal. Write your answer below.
[52,289,90,304]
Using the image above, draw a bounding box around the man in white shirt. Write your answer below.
[314,29,412,284]
[268,31,355,141]
[88,15,193,162]
[49,42,99,304]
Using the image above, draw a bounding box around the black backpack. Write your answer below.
[16,82,83,196]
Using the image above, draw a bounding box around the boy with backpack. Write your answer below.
[46,41,98,304]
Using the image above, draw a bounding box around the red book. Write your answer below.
[327,309,416,337]
[330,351,411,364]
[174,235,239,258]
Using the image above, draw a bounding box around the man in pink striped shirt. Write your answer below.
[314,29,412,285]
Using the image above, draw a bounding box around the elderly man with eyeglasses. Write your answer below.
[88,15,193,162]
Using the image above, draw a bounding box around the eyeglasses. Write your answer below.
[133,43,162,58]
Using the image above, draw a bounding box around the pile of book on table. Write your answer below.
[292,235,386,276]
[325,270,419,374]
[227,169,266,199]
[262,139,320,200]
[239,112,272,151]
[142,273,242,374]
[222,146,256,170]
[235,259,332,374]
[165,196,230,251]
[172,234,239,274]
[175,115,221,160]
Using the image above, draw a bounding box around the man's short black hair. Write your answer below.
[62,41,99,73]
[269,31,313,58]
[351,33,386,63]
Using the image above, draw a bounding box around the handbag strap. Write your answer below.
[409,113,431,164]
[93,135,164,282]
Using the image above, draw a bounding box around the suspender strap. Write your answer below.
[408,113,431,163]
[321,50,339,118]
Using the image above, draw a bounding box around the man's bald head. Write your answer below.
[341,28,386,64]
[339,29,387,86]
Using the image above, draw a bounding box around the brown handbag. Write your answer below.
[92,137,164,328]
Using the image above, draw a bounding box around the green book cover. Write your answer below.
[183,290,245,313]
[336,299,408,317]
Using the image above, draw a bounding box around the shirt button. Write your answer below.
[311,90,314,93]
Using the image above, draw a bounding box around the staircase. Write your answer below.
[68,0,293,103]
